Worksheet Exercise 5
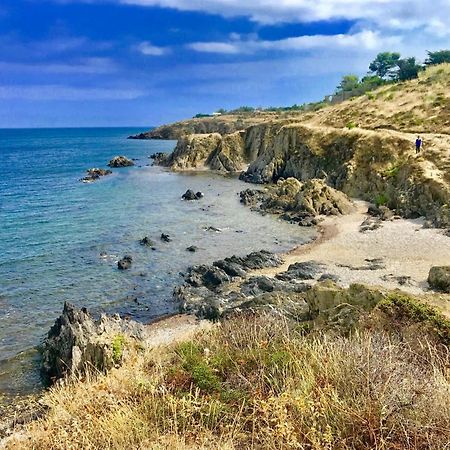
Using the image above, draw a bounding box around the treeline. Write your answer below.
[336,50,450,96]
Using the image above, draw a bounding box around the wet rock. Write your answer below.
[118,255,133,270]
[182,189,204,201]
[186,245,199,252]
[108,156,134,168]
[139,237,156,248]
[149,152,169,165]
[276,261,324,281]
[428,266,450,292]
[80,168,112,183]
[204,226,222,233]
[161,233,172,242]
[239,171,265,184]
[41,302,149,383]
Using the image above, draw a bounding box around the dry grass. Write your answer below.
[8,312,450,450]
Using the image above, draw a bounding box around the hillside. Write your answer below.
[153,65,450,227]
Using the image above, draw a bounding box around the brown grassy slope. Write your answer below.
[6,297,450,450]
[307,64,450,135]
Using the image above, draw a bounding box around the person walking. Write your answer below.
[415,136,423,154]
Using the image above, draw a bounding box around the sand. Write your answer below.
[255,200,450,298]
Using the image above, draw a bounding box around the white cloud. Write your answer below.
[188,30,400,55]
[117,0,450,30]
[0,85,147,101]
[138,41,169,56]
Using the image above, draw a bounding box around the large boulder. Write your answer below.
[41,303,149,384]
[108,156,134,167]
[182,189,204,201]
[428,266,450,292]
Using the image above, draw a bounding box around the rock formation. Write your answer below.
[108,156,134,167]
[41,302,149,384]
[428,266,450,292]
[80,168,112,183]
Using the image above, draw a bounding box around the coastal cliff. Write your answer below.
[152,66,450,227]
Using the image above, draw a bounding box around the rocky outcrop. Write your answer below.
[157,117,450,226]
[41,302,149,384]
[118,255,132,270]
[158,132,248,172]
[240,178,354,225]
[81,168,112,183]
[127,115,272,140]
[182,189,204,200]
[428,266,450,292]
[108,156,134,168]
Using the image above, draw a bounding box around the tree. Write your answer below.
[336,74,360,93]
[359,75,385,91]
[396,57,422,81]
[369,52,401,79]
[425,50,450,66]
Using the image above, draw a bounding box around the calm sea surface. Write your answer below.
[0,127,315,397]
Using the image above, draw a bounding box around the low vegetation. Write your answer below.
[9,303,450,449]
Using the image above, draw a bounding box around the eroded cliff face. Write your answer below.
[160,120,450,226]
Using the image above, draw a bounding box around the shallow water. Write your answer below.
[0,127,315,396]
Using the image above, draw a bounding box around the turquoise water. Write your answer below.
[0,127,315,396]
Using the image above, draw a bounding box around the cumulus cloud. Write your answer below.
[138,41,170,56]
[188,30,400,55]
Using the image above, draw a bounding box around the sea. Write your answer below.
[0,127,315,399]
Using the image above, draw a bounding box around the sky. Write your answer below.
[0,1,449,128]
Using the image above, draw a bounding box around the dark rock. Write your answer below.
[41,302,149,384]
[213,260,247,278]
[360,217,383,232]
[185,265,231,290]
[182,189,203,201]
[428,266,450,292]
[186,245,199,252]
[276,261,324,281]
[367,204,394,220]
[239,171,265,184]
[80,168,112,183]
[204,226,222,233]
[161,233,172,242]
[108,156,134,168]
[118,255,133,270]
[139,237,155,247]
[239,189,267,206]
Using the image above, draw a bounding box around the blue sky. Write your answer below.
[0,0,449,128]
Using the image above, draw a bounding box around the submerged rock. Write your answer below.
[428,266,450,292]
[182,189,204,201]
[118,255,133,270]
[80,168,112,183]
[161,233,172,242]
[139,237,156,248]
[108,156,134,168]
[41,302,149,383]
[186,245,199,252]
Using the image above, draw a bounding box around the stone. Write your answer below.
[41,302,149,384]
[118,255,133,270]
[139,237,156,247]
[213,260,247,278]
[161,233,172,242]
[80,168,112,183]
[186,245,199,252]
[428,266,450,292]
[276,261,324,281]
[182,189,204,201]
[108,156,134,168]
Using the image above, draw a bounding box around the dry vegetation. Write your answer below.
[308,64,450,135]
[8,306,450,450]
